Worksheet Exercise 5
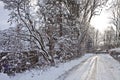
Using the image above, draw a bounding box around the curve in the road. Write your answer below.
[56,54,120,80]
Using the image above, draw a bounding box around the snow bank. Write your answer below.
[0,54,94,80]
[0,73,10,80]
[109,48,120,52]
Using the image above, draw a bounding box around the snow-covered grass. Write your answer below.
[0,54,94,80]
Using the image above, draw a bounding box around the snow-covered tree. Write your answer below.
[0,27,25,52]
[0,0,108,65]
[111,0,120,47]
[103,26,116,49]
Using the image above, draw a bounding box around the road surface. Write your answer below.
[57,54,120,80]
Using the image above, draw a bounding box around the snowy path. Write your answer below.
[1,54,120,80]
[57,54,120,80]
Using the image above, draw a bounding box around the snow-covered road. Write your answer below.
[57,54,120,80]
[1,54,120,80]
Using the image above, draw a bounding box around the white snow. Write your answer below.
[0,73,10,80]
[96,54,120,80]
[0,54,94,80]
[1,56,7,60]
[109,48,120,52]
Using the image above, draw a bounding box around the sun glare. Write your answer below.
[90,9,111,33]
[30,0,37,6]
[90,0,113,33]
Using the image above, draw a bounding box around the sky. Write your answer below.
[0,2,11,30]
[90,0,113,33]
[90,9,111,33]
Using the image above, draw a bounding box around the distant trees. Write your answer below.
[87,27,101,51]
[0,0,108,65]
[103,27,116,49]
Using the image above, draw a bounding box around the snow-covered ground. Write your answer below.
[0,54,94,80]
[1,54,120,80]
[109,48,120,52]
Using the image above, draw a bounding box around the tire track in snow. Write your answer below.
[57,55,97,80]
[86,56,97,80]
[56,56,93,80]
[56,54,120,80]
[98,55,117,80]
[80,56,97,80]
